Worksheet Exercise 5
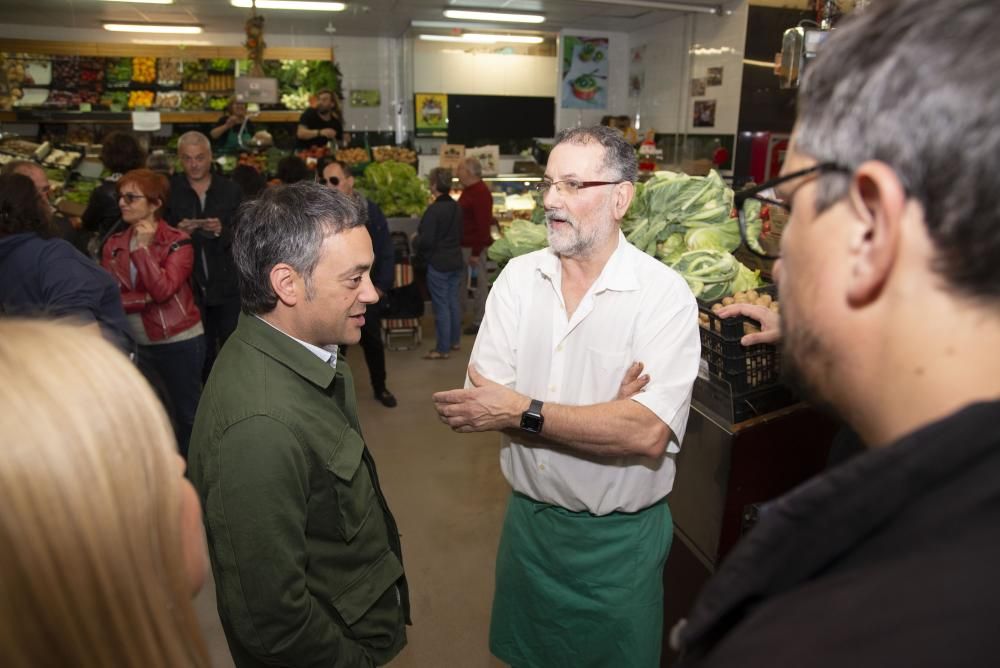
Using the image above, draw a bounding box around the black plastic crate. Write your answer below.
[697,285,780,393]
[693,377,797,424]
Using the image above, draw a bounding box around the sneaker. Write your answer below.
[375,389,398,408]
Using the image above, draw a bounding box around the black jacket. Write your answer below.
[165,173,243,306]
[414,195,464,272]
[360,195,394,296]
[81,178,124,247]
[673,401,1000,668]
[0,232,133,353]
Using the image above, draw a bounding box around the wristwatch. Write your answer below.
[519,399,544,434]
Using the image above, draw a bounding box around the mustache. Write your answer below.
[544,210,574,226]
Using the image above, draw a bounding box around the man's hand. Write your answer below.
[468,254,480,267]
[617,362,650,400]
[433,365,528,433]
[202,218,223,236]
[177,218,199,233]
[716,303,781,346]
[320,128,338,140]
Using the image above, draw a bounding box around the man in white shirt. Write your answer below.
[434,125,700,667]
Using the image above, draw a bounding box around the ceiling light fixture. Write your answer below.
[443,9,545,24]
[230,0,346,10]
[102,0,174,4]
[103,23,203,34]
[572,0,721,16]
[418,34,544,45]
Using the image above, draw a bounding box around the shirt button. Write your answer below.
[556,344,564,352]
[539,464,546,471]
[549,385,556,392]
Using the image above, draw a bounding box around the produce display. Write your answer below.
[127,90,156,109]
[179,92,205,111]
[155,91,182,109]
[670,250,761,301]
[158,58,182,86]
[280,88,310,110]
[335,147,370,164]
[487,218,549,267]
[371,145,417,164]
[208,95,229,111]
[62,178,100,206]
[51,57,79,87]
[105,58,131,87]
[356,161,430,218]
[132,57,157,84]
[100,90,129,108]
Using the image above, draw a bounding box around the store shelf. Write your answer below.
[0,110,302,124]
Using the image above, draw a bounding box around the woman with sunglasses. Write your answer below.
[101,168,205,458]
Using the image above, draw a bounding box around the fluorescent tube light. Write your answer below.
[104,23,203,34]
[571,0,721,15]
[230,0,346,10]
[418,34,544,45]
[443,9,545,24]
[102,0,174,4]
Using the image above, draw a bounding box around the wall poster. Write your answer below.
[561,35,610,109]
[629,44,646,98]
[414,93,448,136]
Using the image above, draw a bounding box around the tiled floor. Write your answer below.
[193,317,510,667]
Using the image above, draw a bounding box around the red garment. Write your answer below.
[102,219,202,341]
[458,180,495,257]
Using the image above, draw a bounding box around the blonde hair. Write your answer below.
[0,320,210,668]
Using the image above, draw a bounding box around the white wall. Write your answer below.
[554,30,630,133]
[687,1,748,135]
[412,41,557,97]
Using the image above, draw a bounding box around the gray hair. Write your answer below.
[428,167,452,195]
[0,160,43,178]
[796,0,1000,301]
[233,182,364,314]
[553,125,638,183]
[461,157,482,178]
[177,131,211,151]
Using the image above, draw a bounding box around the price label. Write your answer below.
[131,111,162,132]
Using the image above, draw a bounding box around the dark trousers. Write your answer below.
[137,335,205,459]
[356,303,387,394]
[201,297,241,381]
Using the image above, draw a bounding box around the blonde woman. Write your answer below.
[0,320,211,668]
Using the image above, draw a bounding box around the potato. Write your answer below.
[721,297,735,306]
[733,291,746,302]
[711,303,723,314]
[769,302,780,313]
[757,294,773,307]
[746,289,759,301]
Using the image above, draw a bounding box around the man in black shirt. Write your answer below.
[671,2,1000,666]
[296,89,344,150]
[166,131,243,380]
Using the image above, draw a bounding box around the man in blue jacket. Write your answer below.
[320,159,398,407]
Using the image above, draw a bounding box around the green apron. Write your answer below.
[490,492,673,668]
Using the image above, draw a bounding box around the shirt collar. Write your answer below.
[537,230,640,293]
[255,315,338,369]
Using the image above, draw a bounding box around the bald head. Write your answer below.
[1,160,51,208]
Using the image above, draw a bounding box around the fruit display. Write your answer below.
[105,58,132,87]
[51,57,79,87]
[372,145,417,164]
[157,57,182,86]
[336,147,370,164]
[46,90,99,108]
[41,147,82,169]
[208,95,229,111]
[155,91,183,109]
[237,152,268,173]
[132,57,157,84]
[62,178,100,206]
[0,138,43,158]
[179,92,206,111]
[127,90,155,109]
[207,58,234,73]
[100,90,130,108]
[183,60,234,91]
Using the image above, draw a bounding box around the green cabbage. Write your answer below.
[356,161,430,218]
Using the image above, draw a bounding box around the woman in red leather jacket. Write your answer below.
[102,168,205,457]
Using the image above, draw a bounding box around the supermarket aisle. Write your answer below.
[193,321,511,667]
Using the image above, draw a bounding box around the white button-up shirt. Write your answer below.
[469,231,700,515]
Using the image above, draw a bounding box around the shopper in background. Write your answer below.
[434,125,700,668]
[0,319,210,668]
[82,131,146,256]
[296,89,343,150]
[189,182,410,668]
[319,158,398,407]
[210,99,255,154]
[276,154,312,185]
[230,163,266,200]
[455,156,494,335]
[166,130,243,381]
[414,166,464,360]
[146,151,174,178]
[672,1,1000,665]
[0,172,133,354]
[1,159,85,252]
[103,168,204,458]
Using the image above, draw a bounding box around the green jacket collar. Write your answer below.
[235,313,337,389]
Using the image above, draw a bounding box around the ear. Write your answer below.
[613,181,635,220]
[845,160,907,307]
[269,263,301,307]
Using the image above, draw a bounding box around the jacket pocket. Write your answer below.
[325,427,377,543]
[330,548,404,634]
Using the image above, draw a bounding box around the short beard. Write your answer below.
[779,321,843,422]
[545,210,613,258]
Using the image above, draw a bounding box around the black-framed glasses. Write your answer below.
[532,179,623,197]
[734,162,850,259]
[118,193,147,204]
[318,176,340,186]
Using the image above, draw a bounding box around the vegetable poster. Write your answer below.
[415,93,448,136]
[561,35,609,109]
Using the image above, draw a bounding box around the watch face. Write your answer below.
[520,412,543,433]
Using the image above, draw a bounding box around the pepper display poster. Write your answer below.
[561,35,610,109]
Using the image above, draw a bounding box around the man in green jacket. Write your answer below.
[188,182,410,667]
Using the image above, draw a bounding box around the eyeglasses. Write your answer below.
[734,162,850,259]
[532,179,623,197]
[118,193,147,204]
[318,176,340,186]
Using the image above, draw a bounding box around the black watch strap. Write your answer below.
[520,398,545,434]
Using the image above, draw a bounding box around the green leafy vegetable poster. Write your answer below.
[561,35,609,109]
